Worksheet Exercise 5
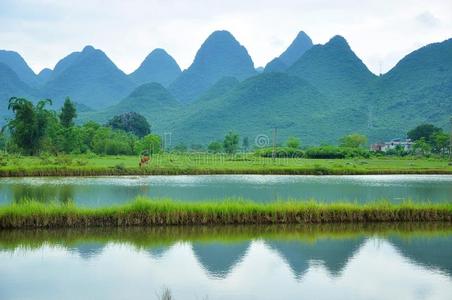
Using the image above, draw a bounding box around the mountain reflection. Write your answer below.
[192,242,250,278]
[266,238,365,278]
[388,236,452,276]
[70,243,106,259]
[0,224,450,281]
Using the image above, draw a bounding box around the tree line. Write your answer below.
[1,97,161,156]
[1,97,450,159]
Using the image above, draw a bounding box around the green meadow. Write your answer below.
[0,153,451,176]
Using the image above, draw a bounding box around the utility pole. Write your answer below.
[272,127,277,162]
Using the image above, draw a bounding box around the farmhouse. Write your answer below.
[371,138,414,152]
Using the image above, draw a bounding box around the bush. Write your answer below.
[255,147,304,158]
[305,146,370,159]
[54,155,73,165]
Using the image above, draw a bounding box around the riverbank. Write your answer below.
[0,154,451,176]
[1,198,450,228]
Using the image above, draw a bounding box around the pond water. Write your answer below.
[0,175,451,206]
[0,225,451,300]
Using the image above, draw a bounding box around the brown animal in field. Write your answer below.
[139,155,150,168]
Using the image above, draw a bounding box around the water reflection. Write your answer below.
[192,242,250,278]
[0,224,451,300]
[11,184,74,204]
[267,238,365,278]
[0,175,451,206]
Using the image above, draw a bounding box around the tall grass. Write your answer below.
[0,197,450,228]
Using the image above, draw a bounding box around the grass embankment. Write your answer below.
[0,154,451,176]
[1,198,450,228]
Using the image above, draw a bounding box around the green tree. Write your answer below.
[407,124,441,143]
[59,97,77,128]
[432,132,449,156]
[286,136,301,149]
[413,138,431,156]
[223,131,239,154]
[5,97,54,155]
[107,112,150,138]
[339,133,368,148]
[138,134,162,154]
[208,141,223,153]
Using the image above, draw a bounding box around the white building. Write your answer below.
[371,138,413,152]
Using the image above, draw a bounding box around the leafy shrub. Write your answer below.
[0,154,8,166]
[114,163,126,171]
[39,152,53,165]
[305,146,370,159]
[255,147,304,158]
[54,155,73,166]
[75,159,88,166]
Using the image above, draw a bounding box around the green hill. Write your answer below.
[288,35,377,100]
[129,48,181,87]
[41,46,135,109]
[81,83,182,131]
[79,36,452,146]
[369,38,452,138]
[0,50,38,87]
[36,68,52,86]
[168,30,256,103]
[264,31,313,72]
[169,72,337,145]
[0,63,36,120]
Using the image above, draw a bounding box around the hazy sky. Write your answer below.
[1,0,451,75]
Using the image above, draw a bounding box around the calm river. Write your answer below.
[0,225,451,300]
[0,175,451,206]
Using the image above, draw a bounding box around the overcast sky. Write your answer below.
[1,0,451,75]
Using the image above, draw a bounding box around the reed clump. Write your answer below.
[0,198,450,228]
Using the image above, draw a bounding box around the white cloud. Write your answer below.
[0,0,451,75]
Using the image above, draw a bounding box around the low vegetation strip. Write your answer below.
[0,198,450,228]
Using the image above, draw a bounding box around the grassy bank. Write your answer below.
[0,198,450,228]
[0,154,451,176]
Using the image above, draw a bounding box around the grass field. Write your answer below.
[1,197,450,228]
[0,153,451,176]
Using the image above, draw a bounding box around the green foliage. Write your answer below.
[5,97,55,155]
[305,146,370,159]
[138,134,162,154]
[107,111,150,138]
[208,141,223,153]
[255,147,304,158]
[432,132,450,156]
[407,124,442,143]
[407,124,450,157]
[339,133,368,148]
[286,136,301,149]
[413,138,432,156]
[59,97,77,128]
[223,131,239,154]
